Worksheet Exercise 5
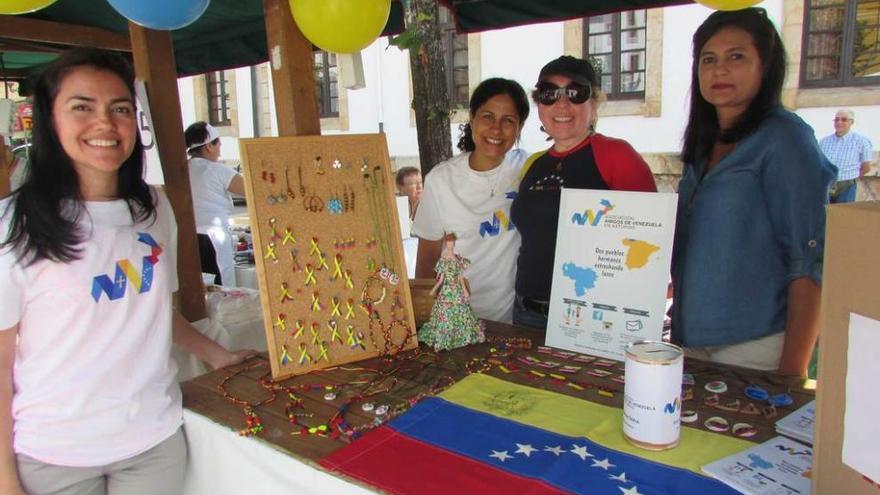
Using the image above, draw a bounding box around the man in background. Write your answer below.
[395,166,423,220]
[819,109,873,203]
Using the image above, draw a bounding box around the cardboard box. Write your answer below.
[814,202,880,494]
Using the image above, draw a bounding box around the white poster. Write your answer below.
[134,80,164,185]
[842,312,880,483]
[545,189,677,361]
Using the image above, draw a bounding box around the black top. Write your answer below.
[510,143,609,300]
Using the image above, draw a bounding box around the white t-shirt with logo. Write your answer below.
[413,149,528,323]
[0,189,182,466]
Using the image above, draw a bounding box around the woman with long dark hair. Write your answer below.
[0,48,252,494]
[413,77,530,324]
[671,8,836,376]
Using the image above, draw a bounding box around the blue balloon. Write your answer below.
[108,0,210,30]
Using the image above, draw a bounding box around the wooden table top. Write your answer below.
[182,320,814,464]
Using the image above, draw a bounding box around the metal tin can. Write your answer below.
[623,340,683,450]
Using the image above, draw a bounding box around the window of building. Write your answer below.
[802,0,880,87]
[439,7,469,108]
[205,70,232,126]
[583,10,647,99]
[314,50,339,118]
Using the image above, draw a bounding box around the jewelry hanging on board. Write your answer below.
[285,165,296,199]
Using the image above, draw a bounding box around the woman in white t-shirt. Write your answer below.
[0,48,253,495]
[413,78,530,323]
[184,121,246,286]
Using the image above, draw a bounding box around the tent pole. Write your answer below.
[129,24,207,322]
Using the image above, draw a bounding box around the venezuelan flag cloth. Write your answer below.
[320,374,751,494]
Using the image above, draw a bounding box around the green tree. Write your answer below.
[390,0,453,176]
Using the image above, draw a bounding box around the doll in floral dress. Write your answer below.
[419,234,486,351]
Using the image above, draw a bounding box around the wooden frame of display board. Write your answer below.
[240,134,417,380]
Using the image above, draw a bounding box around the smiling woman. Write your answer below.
[0,48,254,495]
[672,8,837,377]
[509,55,657,331]
[51,66,137,201]
[412,77,530,324]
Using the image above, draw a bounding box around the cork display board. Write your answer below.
[240,134,417,379]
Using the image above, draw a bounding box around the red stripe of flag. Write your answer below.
[320,425,570,495]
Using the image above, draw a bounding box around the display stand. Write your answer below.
[240,134,417,379]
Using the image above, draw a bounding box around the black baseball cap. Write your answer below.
[536,55,598,87]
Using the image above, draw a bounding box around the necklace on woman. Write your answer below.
[469,155,504,197]
[486,168,503,197]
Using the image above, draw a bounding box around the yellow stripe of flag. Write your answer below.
[439,373,751,473]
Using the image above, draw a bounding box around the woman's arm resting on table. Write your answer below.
[778,277,821,377]
[172,312,256,370]
[415,238,442,279]
[0,326,24,495]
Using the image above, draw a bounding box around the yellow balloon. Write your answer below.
[695,0,762,11]
[289,0,391,54]
[0,0,58,15]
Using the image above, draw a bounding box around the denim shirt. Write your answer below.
[671,108,836,347]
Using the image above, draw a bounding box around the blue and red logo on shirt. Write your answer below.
[91,232,164,302]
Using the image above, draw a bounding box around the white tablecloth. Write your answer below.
[173,287,267,382]
[183,409,374,494]
[234,265,259,290]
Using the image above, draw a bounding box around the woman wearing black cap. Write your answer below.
[510,55,657,330]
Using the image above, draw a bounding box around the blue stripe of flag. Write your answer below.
[388,397,739,495]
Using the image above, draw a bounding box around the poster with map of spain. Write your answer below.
[545,189,677,361]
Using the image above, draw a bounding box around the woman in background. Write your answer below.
[184,121,245,286]
[671,8,835,376]
[413,77,530,324]
[511,55,656,331]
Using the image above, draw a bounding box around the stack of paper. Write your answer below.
[775,400,815,445]
[702,436,812,495]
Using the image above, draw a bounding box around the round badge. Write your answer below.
[375,404,389,416]
[704,416,730,432]
[732,422,758,438]
[681,410,699,423]
[768,393,793,407]
[704,381,728,394]
[744,384,769,401]
[323,391,337,401]
[361,402,375,412]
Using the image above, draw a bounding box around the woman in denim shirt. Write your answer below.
[671,8,835,376]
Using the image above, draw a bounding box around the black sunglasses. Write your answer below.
[536,82,592,105]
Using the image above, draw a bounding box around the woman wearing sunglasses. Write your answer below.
[510,55,656,331]
[671,9,834,376]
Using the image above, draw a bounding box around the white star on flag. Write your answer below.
[619,486,644,495]
[609,472,629,483]
[591,458,616,470]
[570,444,594,460]
[489,450,512,462]
[515,443,537,457]
[544,445,565,456]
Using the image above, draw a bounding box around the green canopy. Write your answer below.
[2,0,405,78]
[2,0,690,78]
[439,0,690,32]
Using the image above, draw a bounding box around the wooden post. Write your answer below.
[262,0,321,136]
[129,24,207,321]
[0,139,11,197]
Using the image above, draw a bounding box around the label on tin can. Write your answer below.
[623,341,683,449]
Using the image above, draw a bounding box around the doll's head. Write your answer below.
[441,233,457,257]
